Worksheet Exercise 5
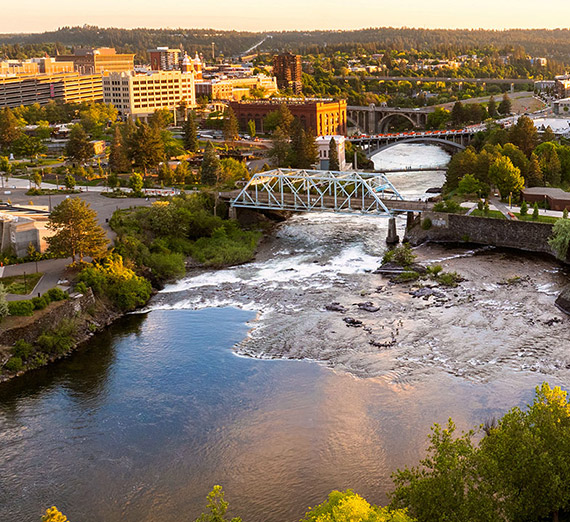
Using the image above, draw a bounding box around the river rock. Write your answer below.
[325,302,347,313]
[555,286,570,315]
[356,301,380,312]
[343,317,363,327]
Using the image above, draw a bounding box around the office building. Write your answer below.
[229,98,347,136]
[103,70,196,120]
[195,74,278,101]
[316,135,347,170]
[273,52,303,94]
[149,47,182,71]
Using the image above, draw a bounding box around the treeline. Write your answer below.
[446,116,570,198]
[5,26,570,65]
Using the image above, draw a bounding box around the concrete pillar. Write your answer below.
[406,211,415,230]
[229,206,237,220]
[386,216,399,245]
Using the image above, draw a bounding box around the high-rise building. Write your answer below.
[273,52,303,94]
[56,48,135,74]
[149,47,182,71]
[102,70,196,121]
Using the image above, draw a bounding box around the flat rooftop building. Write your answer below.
[521,187,570,211]
[56,47,135,74]
[103,70,196,121]
[229,98,347,136]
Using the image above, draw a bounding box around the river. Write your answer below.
[1,144,568,522]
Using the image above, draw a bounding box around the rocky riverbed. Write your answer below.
[152,212,569,385]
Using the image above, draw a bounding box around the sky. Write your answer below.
[2,0,570,34]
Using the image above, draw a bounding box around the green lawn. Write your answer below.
[0,273,43,295]
[470,208,558,224]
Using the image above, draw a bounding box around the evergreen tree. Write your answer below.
[290,122,318,169]
[451,101,465,126]
[222,106,239,143]
[328,137,340,170]
[47,198,108,263]
[498,93,512,116]
[65,124,94,164]
[127,121,165,177]
[109,125,130,173]
[182,111,198,152]
[527,153,543,187]
[200,141,222,185]
[508,116,538,157]
[487,96,497,118]
[269,126,291,167]
[520,200,528,216]
[542,126,556,143]
[247,119,256,138]
[0,107,21,151]
[532,202,539,220]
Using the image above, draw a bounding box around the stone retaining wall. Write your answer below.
[407,212,556,255]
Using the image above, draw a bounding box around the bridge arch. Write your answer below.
[377,113,416,133]
[364,137,466,158]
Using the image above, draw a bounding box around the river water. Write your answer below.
[1,144,568,522]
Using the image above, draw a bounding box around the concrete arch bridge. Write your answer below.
[347,104,433,134]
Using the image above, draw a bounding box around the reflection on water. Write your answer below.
[0,309,555,522]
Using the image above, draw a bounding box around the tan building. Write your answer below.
[0,204,51,257]
[56,48,135,74]
[229,98,347,136]
[103,70,196,120]
[195,75,278,101]
[0,73,103,108]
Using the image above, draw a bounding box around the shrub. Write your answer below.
[433,199,463,213]
[520,200,528,216]
[36,319,77,355]
[396,270,420,283]
[437,271,463,287]
[32,295,50,310]
[146,251,186,280]
[382,243,416,268]
[426,264,443,278]
[532,202,539,220]
[74,282,88,294]
[12,340,34,360]
[421,217,432,230]
[7,300,34,316]
[4,356,23,372]
[46,287,68,301]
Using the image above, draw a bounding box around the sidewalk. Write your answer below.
[1,258,72,301]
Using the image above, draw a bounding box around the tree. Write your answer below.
[148,108,173,129]
[127,121,165,177]
[64,174,76,190]
[536,142,562,186]
[488,156,524,199]
[480,384,570,522]
[264,104,294,134]
[195,485,242,522]
[47,198,108,263]
[302,490,413,522]
[42,506,69,522]
[109,125,130,173]
[487,96,497,118]
[128,172,144,195]
[290,122,317,169]
[268,126,291,167]
[391,419,498,521]
[549,218,570,260]
[520,200,528,216]
[222,106,239,143]
[0,283,8,322]
[328,137,340,170]
[451,101,465,126]
[200,141,223,185]
[12,134,46,157]
[508,115,538,157]
[79,103,117,138]
[182,112,198,152]
[220,158,249,185]
[32,171,42,189]
[533,201,540,220]
[498,93,512,115]
[0,107,21,151]
[65,124,94,164]
[457,173,482,196]
[499,143,529,180]
[527,153,543,187]
[426,107,450,130]
[542,126,556,143]
[247,119,256,138]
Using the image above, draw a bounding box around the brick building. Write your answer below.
[56,48,135,74]
[229,98,347,136]
[273,52,303,94]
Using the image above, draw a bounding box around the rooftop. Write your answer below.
[522,187,570,200]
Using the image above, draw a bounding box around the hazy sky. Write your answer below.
[2,0,570,33]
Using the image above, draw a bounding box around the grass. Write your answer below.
[0,273,43,295]
[470,209,558,224]
[470,209,507,219]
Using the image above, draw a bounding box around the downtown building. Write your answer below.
[273,52,303,94]
[103,69,196,121]
[55,47,135,74]
[229,98,347,136]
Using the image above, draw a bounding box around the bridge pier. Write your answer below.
[386,216,400,245]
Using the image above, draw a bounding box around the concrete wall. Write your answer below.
[407,212,556,255]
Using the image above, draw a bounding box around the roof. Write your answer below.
[522,187,570,200]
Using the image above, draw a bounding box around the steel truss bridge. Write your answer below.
[229,169,432,217]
